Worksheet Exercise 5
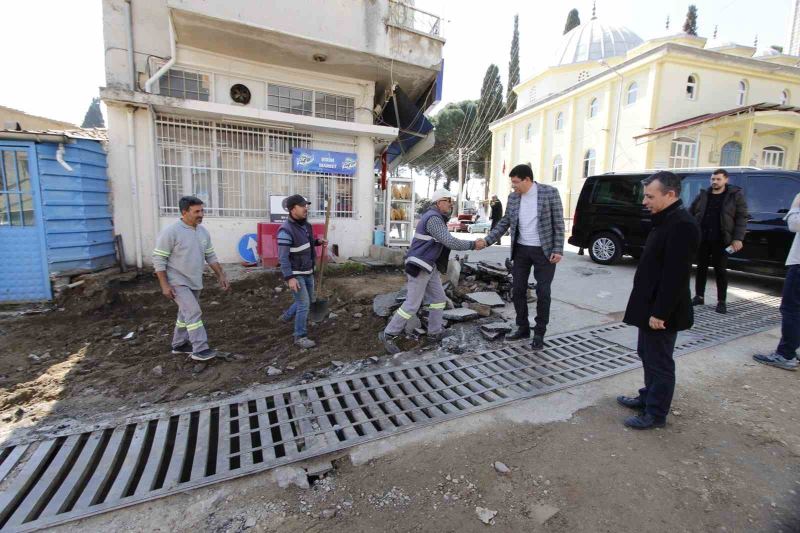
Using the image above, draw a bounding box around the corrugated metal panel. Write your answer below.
[37,139,116,273]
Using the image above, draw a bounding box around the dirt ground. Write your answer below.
[49,328,800,533]
[0,268,407,429]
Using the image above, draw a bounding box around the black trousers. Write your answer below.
[637,328,678,420]
[512,245,556,336]
[695,239,728,302]
[491,219,499,230]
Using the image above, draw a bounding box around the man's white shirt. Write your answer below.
[517,183,541,246]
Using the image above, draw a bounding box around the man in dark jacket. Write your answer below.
[618,171,700,430]
[689,168,748,314]
[489,195,503,230]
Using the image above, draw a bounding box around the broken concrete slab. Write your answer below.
[446,259,461,287]
[479,328,503,341]
[373,292,401,317]
[466,291,505,307]
[463,302,492,317]
[443,308,479,322]
[475,506,497,525]
[481,322,513,332]
[271,465,310,489]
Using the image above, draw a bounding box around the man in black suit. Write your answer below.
[618,171,700,430]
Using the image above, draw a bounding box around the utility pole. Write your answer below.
[456,147,464,214]
[464,151,471,202]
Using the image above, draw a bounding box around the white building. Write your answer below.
[490,11,800,216]
[100,0,443,266]
[788,0,800,56]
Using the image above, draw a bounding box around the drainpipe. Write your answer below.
[127,107,144,270]
[125,0,136,90]
[147,105,161,241]
[143,11,176,93]
[601,60,624,172]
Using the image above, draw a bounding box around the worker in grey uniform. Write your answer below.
[153,196,230,361]
[379,189,487,354]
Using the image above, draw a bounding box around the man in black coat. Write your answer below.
[489,195,503,230]
[689,168,748,314]
[618,171,700,430]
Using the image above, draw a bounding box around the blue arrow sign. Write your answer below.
[238,233,259,264]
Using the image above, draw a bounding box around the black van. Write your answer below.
[568,168,800,276]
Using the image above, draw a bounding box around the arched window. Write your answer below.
[720,141,742,166]
[626,82,639,105]
[781,89,791,105]
[686,74,698,100]
[525,123,533,142]
[583,149,596,178]
[555,112,564,131]
[589,97,599,118]
[669,137,698,168]
[552,155,563,182]
[762,145,785,168]
[737,80,748,106]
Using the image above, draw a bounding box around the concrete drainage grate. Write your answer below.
[0,295,781,531]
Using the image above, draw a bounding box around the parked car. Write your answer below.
[468,220,491,233]
[568,168,800,276]
[447,213,478,232]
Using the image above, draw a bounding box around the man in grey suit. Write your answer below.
[481,164,565,350]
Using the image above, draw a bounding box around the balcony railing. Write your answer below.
[387,1,442,38]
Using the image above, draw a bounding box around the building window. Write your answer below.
[525,123,533,142]
[159,68,210,101]
[314,92,355,122]
[268,84,313,116]
[626,82,638,105]
[669,137,698,168]
[552,155,563,182]
[555,112,564,131]
[781,89,791,105]
[737,80,748,106]
[762,145,785,168]
[583,149,596,178]
[154,114,356,218]
[686,75,697,100]
[589,97,599,118]
[0,149,34,226]
[720,141,742,166]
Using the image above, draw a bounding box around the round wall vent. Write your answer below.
[230,84,251,105]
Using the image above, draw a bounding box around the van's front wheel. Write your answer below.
[588,232,622,265]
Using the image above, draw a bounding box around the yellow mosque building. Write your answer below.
[489,10,800,216]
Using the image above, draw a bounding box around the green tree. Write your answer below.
[771,45,784,53]
[564,9,580,34]
[682,5,698,36]
[81,97,105,128]
[506,14,520,115]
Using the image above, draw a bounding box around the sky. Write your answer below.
[0,0,793,127]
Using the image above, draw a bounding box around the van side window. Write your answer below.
[680,176,708,206]
[592,179,642,206]
[746,175,799,213]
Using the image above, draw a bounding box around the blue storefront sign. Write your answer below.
[291,148,357,175]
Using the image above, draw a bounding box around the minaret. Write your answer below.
[713,25,718,39]
[665,15,670,31]
[753,34,759,48]
[592,1,597,20]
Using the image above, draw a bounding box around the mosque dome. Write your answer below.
[553,14,643,66]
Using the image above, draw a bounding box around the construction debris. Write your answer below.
[465,291,505,307]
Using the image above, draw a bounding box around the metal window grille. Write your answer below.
[267,85,313,117]
[159,69,210,102]
[314,92,355,122]
[155,115,356,218]
[0,150,34,226]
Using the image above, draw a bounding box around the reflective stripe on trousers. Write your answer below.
[384,269,447,336]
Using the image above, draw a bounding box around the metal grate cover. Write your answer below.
[0,295,781,531]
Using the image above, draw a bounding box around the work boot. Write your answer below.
[623,413,666,430]
[379,331,401,355]
[753,352,798,371]
[294,336,316,349]
[691,295,704,306]
[191,349,220,362]
[531,334,545,351]
[506,327,530,341]
[715,301,727,314]
[171,341,193,355]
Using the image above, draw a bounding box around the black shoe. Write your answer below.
[616,395,645,410]
[506,328,530,341]
[691,295,704,306]
[624,413,666,430]
[531,334,544,351]
[171,342,193,354]
[715,301,727,314]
